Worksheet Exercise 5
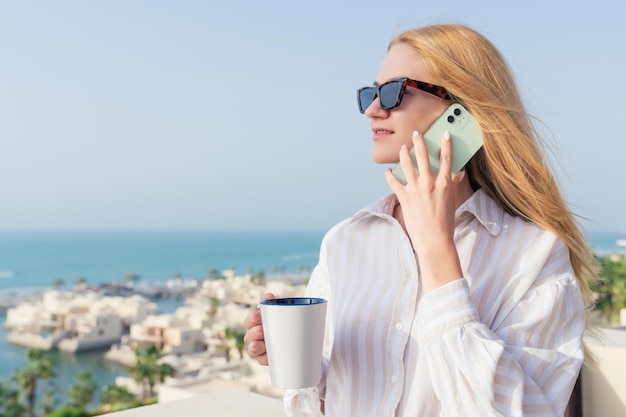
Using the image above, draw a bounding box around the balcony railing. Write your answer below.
[105,390,285,417]
[581,327,626,417]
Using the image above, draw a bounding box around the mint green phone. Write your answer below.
[391,103,483,185]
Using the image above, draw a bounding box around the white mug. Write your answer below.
[260,297,327,389]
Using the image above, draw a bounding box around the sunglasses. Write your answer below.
[357,77,451,114]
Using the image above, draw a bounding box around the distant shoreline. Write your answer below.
[0,272,311,305]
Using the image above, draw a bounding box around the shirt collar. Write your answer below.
[349,193,397,224]
[456,188,504,236]
[348,188,504,236]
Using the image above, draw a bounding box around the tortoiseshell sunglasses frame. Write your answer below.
[357,77,451,113]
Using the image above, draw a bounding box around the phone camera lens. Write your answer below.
[447,115,455,123]
[454,108,461,116]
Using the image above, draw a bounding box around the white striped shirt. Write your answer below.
[284,189,585,417]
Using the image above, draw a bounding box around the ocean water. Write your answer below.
[0,230,325,293]
[584,229,626,255]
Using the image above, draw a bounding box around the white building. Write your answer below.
[129,313,206,355]
[4,291,157,352]
[57,305,123,352]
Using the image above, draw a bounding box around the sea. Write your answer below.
[0,228,623,405]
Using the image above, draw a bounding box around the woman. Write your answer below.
[244,23,595,416]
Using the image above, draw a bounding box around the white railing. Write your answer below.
[105,390,286,417]
[582,327,626,417]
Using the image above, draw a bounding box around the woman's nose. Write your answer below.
[364,97,389,119]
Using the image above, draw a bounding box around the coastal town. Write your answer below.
[1,270,308,404]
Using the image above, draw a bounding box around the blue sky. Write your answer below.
[1,0,625,233]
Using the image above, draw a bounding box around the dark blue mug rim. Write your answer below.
[260,297,326,306]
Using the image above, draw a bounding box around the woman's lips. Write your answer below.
[372,128,394,140]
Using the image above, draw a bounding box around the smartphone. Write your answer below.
[391,103,483,185]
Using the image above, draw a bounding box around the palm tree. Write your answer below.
[0,380,27,417]
[13,348,56,417]
[123,272,140,285]
[67,371,97,409]
[37,380,60,417]
[251,270,266,286]
[149,360,175,399]
[207,267,219,280]
[52,278,65,289]
[44,405,88,417]
[99,384,136,412]
[591,255,626,324]
[224,327,247,360]
[208,296,220,317]
[126,357,151,401]
[126,345,176,400]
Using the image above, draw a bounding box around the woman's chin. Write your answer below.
[371,154,399,165]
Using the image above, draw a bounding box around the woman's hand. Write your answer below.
[243,292,275,365]
[384,130,465,293]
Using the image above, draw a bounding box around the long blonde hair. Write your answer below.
[390,24,596,336]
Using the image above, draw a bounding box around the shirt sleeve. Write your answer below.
[416,273,585,417]
[283,241,333,417]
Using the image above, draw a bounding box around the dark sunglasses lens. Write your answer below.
[379,81,403,110]
[358,87,376,113]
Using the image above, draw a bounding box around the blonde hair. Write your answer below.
[390,24,597,347]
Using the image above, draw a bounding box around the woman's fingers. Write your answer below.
[384,167,404,195]
[385,129,456,200]
[242,292,276,366]
[245,324,265,351]
[398,142,417,183]
[243,314,269,365]
[437,130,453,178]
[411,130,431,178]
[243,311,262,340]
[247,341,268,365]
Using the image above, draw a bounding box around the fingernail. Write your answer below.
[400,144,407,149]
[412,130,419,137]
[443,130,451,141]
[459,170,466,182]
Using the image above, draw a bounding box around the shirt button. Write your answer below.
[391,375,398,384]
[395,323,403,330]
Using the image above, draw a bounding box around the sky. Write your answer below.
[0,0,625,233]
